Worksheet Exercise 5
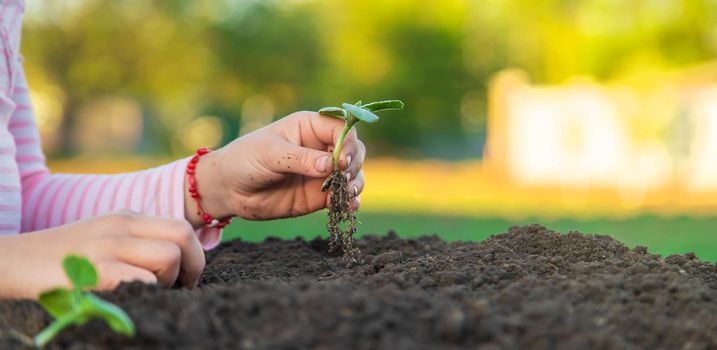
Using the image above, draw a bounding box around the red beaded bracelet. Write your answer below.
[186,147,232,229]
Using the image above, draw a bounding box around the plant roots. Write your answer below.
[323,170,360,266]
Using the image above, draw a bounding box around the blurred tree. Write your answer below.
[204,1,324,129]
[20,0,717,159]
[23,0,215,155]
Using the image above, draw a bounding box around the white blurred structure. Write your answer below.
[684,86,717,191]
[485,68,717,197]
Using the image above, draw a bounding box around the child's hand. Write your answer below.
[188,111,365,223]
[0,210,204,299]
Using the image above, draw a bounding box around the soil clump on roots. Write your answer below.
[324,169,359,265]
[2,225,717,349]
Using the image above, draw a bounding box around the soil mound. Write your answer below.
[1,224,716,349]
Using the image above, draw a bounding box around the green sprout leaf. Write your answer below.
[33,255,135,348]
[38,288,75,319]
[84,294,136,336]
[320,99,404,170]
[318,106,346,119]
[362,100,404,113]
[63,255,98,290]
[342,103,379,124]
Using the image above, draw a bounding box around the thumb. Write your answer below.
[280,143,334,178]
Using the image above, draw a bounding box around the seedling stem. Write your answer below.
[333,124,354,171]
[35,308,83,347]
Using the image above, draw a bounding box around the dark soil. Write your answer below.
[2,224,717,349]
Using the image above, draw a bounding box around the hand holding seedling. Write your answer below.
[31,255,135,348]
[318,100,404,264]
[185,111,366,223]
[0,111,367,299]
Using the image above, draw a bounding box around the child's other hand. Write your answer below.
[191,111,365,222]
[0,210,205,299]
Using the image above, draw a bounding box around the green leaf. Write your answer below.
[318,106,346,119]
[361,100,404,113]
[63,255,98,290]
[38,288,76,319]
[342,103,379,124]
[83,294,136,336]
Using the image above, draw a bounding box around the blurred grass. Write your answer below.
[48,158,717,262]
[224,212,717,262]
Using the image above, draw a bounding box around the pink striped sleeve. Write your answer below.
[11,61,222,249]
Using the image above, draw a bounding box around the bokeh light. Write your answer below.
[240,95,274,136]
[73,97,143,155]
[174,116,225,153]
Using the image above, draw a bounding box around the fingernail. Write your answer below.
[346,155,352,167]
[345,172,351,181]
[352,185,359,198]
[316,155,330,173]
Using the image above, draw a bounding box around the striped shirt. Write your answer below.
[0,0,221,249]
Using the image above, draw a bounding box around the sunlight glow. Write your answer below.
[177,116,224,152]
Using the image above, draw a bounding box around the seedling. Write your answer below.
[31,255,135,348]
[319,99,404,265]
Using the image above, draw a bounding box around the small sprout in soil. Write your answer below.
[318,99,404,265]
[32,255,135,348]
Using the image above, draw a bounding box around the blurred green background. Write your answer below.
[25,0,717,260]
[225,212,717,261]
